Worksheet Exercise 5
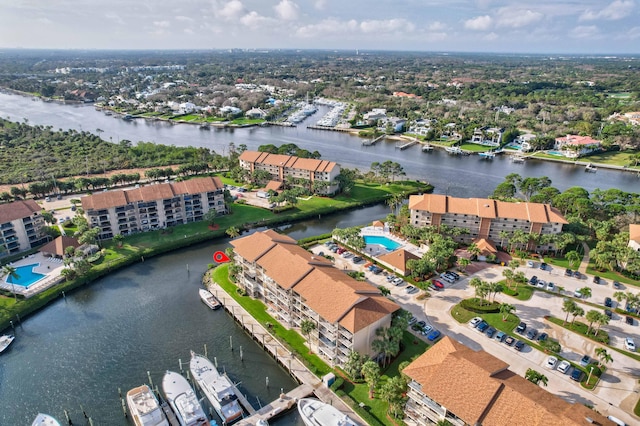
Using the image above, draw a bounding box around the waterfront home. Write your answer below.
[81,177,226,240]
[408,194,567,251]
[470,127,503,147]
[230,230,399,367]
[238,151,341,195]
[245,108,267,119]
[363,108,387,123]
[403,337,613,426]
[629,224,640,252]
[513,133,536,151]
[554,135,602,158]
[0,200,49,258]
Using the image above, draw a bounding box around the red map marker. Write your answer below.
[213,251,231,263]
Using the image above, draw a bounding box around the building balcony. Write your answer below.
[319,335,336,348]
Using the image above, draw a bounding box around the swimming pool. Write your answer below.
[5,263,47,287]
[547,150,564,156]
[363,235,402,251]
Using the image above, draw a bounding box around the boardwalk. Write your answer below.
[206,282,365,426]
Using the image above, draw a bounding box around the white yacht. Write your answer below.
[126,384,170,426]
[162,370,210,426]
[297,398,357,426]
[189,351,243,424]
[199,288,221,310]
[0,334,15,353]
[31,413,61,426]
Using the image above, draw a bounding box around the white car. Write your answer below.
[536,280,546,289]
[545,356,558,369]
[469,317,483,328]
[547,282,555,292]
[527,260,535,267]
[392,277,404,286]
[624,337,636,352]
[557,360,571,374]
[573,290,582,298]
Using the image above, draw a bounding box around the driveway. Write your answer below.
[311,245,640,425]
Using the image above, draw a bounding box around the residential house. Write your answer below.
[403,337,614,426]
[230,230,399,367]
[245,108,267,119]
[514,133,537,151]
[376,249,420,276]
[0,200,49,258]
[408,119,433,137]
[363,108,387,123]
[470,127,504,147]
[81,177,226,240]
[629,224,640,252]
[219,106,242,116]
[178,102,197,114]
[554,135,602,158]
[408,194,567,251]
[238,151,341,195]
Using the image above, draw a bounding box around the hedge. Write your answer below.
[460,298,501,314]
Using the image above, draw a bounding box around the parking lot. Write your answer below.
[311,243,640,425]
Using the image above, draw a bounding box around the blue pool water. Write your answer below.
[363,235,402,251]
[547,150,564,156]
[5,263,46,287]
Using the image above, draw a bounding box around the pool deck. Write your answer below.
[1,252,65,298]
[360,226,426,258]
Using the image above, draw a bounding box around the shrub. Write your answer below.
[330,377,344,391]
[460,298,501,313]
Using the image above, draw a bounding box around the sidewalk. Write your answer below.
[578,242,590,274]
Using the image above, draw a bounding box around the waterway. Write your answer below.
[0,92,637,196]
[0,204,388,426]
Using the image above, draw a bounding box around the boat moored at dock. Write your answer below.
[199,288,221,310]
[297,398,357,426]
[0,334,15,354]
[162,370,211,426]
[127,384,170,426]
[585,163,598,172]
[189,351,243,424]
[31,413,61,426]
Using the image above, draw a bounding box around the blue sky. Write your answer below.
[1,0,639,53]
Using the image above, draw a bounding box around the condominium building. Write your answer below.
[403,337,613,426]
[409,194,567,251]
[238,151,341,195]
[230,230,399,367]
[81,177,226,240]
[629,224,640,252]
[0,200,49,258]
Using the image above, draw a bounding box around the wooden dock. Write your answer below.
[225,373,257,415]
[362,134,385,146]
[395,139,417,150]
[236,384,314,425]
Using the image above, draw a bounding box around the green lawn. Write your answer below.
[230,118,265,125]
[547,316,609,344]
[458,143,492,152]
[583,150,640,168]
[451,301,520,333]
[585,265,639,288]
[500,281,535,301]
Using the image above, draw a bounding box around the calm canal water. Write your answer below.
[0,92,637,196]
[0,204,388,426]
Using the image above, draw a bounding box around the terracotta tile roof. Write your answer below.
[0,200,41,223]
[473,238,498,255]
[232,230,399,332]
[372,220,384,228]
[238,151,338,173]
[555,135,602,146]
[81,177,223,211]
[264,180,283,191]
[404,337,613,426]
[377,249,419,274]
[40,236,80,256]
[409,195,568,224]
[630,224,640,243]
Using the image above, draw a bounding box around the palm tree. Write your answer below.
[457,257,471,272]
[2,264,20,300]
[593,312,610,336]
[361,360,381,399]
[585,310,600,335]
[300,319,316,350]
[487,281,502,302]
[502,268,514,290]
[566,250,581,269]
[226,226,240,239]
[562,299,577,325]
[525,368,548,387]
[578,286,592,300]
[499,230,510,248]
[500,303,515,321]
[467,242,481,260]
[570,306,585,328]
[594,347,613,368]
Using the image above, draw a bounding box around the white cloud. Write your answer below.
[360,18,414,33]
[105,13,125,26]
[154,21,170,28]
[626,26,640,38]
[240,11,275,29]
[496,8,543,28]
[427,21,448,32]
[484,32,498,41]
[36,17,53,25]
[580,0,634,21]
[175,15,194,22]
[570,25,601,39]
[314,0,327,10]
[464,15,493,31]
[215,0,246,21]
[274,0,299,21]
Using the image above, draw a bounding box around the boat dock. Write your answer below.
[225,373,257,415]
[205,280,364,426]
[362,134,385,146]
[395,139,417,150]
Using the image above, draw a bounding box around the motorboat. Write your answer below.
[0,334,15,353]
[421,144,433,152]
[512,155,525,163]
[162,370,210,426]
[31,413,61,426]
[126,384,170,426]
[199,288,221,310]
[585,163,597,172]
[444,146,463,155]
[478,151,495,159]
[190,352,243,424]
[297,398,357,426]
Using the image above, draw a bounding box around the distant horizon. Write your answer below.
[1,1,639,54]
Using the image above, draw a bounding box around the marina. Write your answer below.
[31,413,61,426]
[126,384,171,426]
[199,288,222,310]
[162,370,211,426]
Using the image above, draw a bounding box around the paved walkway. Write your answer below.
[206,280,365,426]
[578,242,590,273]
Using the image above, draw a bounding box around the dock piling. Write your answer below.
[179,358,182,373]
[204,343,208,358]
[240,346,243,361]
[147,371,153,389]
[230,335,233,351]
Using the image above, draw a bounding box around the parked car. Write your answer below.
[342,252,354,259]
[431,280,445,289]
[570,369,584,382]
[504,336,515,346]
[536,280,546,289]
[537,332,548,342]
[485,327,496,338]
[392,278,404,286]
[476,321,489,333]
[416,320,427,329]
[421,325,433,335]
[626,316,634,325]
[406,285,419,294]
[604,309,613,319]
[386,274,396,282]
[604,297,613,308]
[439,273,455,283]
[539,262,548,270]
[545,356,558,369]
[469,317,483,327]
[446,271,460,280]
[324,241,334,247]
[579,354,590,367]
[573,289,583,298]
[408,316,417,326]
[624,337,636,352]
[547,282,555,292]
[516,322,527,334]
[529,275,538,285]
[426,330,441,341]
[527,260,535,267]
[593,275,601,284]
[565,268,573,276]
[573,271,582,279]
[352,256,363,263]
[514,340,525,351]
[557,360,571,374]
[494,331,506,342]
[526,329,538,340]
[613,280,622,289]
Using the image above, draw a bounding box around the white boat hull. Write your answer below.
[190,352,243,424]
[297,398,357,426]
[162,371,210,426]
[199,289,221,310]
[127,384,170,426]
[32,413,61,426]
[0,334,15,353]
